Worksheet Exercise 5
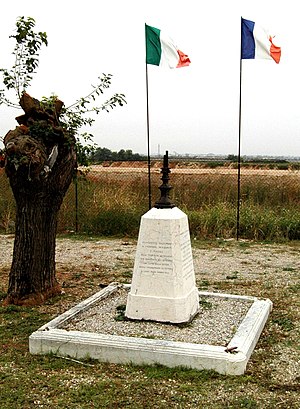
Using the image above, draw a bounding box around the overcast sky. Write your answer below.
[0,0,299,157]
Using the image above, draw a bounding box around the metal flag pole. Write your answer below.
[145,34,152,210]
[237,17,243,241]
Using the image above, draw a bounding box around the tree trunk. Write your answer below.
[7,191,61,304]
[3,93,77,305]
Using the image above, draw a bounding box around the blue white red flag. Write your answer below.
[241,18,281,64]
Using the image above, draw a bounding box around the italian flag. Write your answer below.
[145,24,191,68]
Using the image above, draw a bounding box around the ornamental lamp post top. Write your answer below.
[154,150,176,209]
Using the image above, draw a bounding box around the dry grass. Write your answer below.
[2,165,300,240]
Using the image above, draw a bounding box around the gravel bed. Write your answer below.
[61,286,253,346]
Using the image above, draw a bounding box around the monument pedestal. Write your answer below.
[125,207,199,323]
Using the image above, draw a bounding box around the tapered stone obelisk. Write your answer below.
[125,151,199,323]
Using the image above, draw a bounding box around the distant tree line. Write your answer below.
[89,147,147,163]
[88,149,294,165]
[226,154,290,164]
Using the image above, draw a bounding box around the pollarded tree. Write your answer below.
[0,17,126,305]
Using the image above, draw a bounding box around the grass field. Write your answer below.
[2,163,300,240]
[63,164,300,240]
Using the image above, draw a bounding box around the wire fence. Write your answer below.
[1,159,300,240]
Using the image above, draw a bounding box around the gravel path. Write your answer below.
[2,234,299,290]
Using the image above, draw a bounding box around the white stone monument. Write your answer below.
[29,150,273,374]
[125,152,199,323]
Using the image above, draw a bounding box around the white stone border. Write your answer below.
[29,283,272,375]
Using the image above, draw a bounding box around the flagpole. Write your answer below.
[237,17,243,241]
[145,53,152,210]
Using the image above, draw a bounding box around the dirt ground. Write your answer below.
[1,234,300,306]
[1,234,299,297]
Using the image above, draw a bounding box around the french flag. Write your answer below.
[241,18,281,64]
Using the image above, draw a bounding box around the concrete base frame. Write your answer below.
[29,283,272,375]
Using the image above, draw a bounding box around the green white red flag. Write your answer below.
[145,24,191,68]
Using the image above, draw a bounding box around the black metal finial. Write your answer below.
[154,150,175,209]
